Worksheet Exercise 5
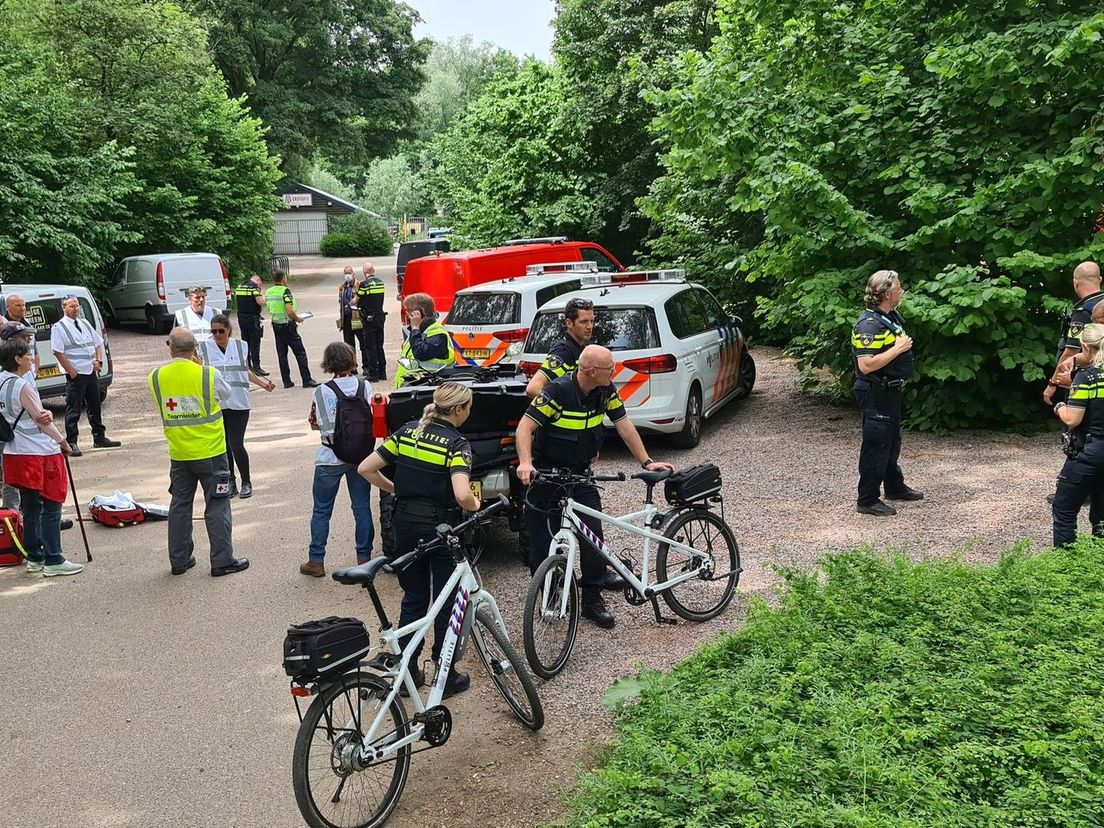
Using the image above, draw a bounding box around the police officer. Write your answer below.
[355,262,387,381]
[851,269,923,517]
[525,297,594,397]
[359,382,480,695]
[516,345,674,628]
[1045,261,1104,405]
[395,293,455,388]
[265,270,319,389]
[233,274,268,376]
[148,328,248,577]
[1053,322,1104,547]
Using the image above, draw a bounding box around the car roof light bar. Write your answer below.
[580,269,686,286]
[525,262,600,276]
[502,236,568,246]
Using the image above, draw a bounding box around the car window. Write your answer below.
[535,284,579,309]
[554,279,581,297]
[111,263,127,286]
[579,247,618,272]
[447,292,521,325]
[665,289,709,338]
[696,287,728,329]
[527,307,659,352]
[26,298,96,342]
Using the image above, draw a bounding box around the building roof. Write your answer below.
[276,182,384,219]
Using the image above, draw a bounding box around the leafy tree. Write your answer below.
[413,36,519,140]
[193,0,430,177]
[360,155,427,219]
[646,0,1104,429]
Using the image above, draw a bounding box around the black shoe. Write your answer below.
[67,443,82,457]
[303,379,321,388]
[93,436,121,448]
[581,591,616,629]
[211,557,249,577]
[254,367,269,377]
[239,482,253,499]
[60,519,73,531]
[399,663,426,697]
[885,486,924,501]
[602,572,629,591]
[171,557,197,576]
[857,500,897,517]
[282,381,295,389]
[227,480,239,498]
[1046,493,1056,505]
[441,664,471,698]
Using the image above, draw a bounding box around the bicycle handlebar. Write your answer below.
[532,469,626,485]
[384,494,510,573]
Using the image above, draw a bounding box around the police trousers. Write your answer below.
[237,315,264,371]
[393,516,458,664]
[363,323,386,378]
[854,379,906,506]
[524,481,609,590]
[1052,443,1104,547]
[272,322,313,385]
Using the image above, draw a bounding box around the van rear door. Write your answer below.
[161,256,228,314]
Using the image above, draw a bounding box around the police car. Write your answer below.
[444,262,598,366]
[518,270,755,448]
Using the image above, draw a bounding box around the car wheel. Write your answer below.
[736,349,756,398]
[145,309,158,335]
[672,384,703,449]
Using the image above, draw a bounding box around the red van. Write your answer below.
[400,237,624,319]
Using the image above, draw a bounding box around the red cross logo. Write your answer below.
[166,398,178,411]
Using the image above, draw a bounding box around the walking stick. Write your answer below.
[64,454,92,562]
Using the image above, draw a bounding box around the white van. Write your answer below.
[0,284,114,402]
[103,253,231,334]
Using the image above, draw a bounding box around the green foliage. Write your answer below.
[320,213,392,257]
[560,543,1104,827]
[644,1,1104,429]
[360,155,427,218]
[193,0,430,176]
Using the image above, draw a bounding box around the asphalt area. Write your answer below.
[2,255,1065,827]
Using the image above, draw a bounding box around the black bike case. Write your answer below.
[664,463,722,506]
[283,616,370,679]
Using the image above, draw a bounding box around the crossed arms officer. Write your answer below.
[354,263,387,381]
[516,344,674,629]
[851,269,923,517]
[233,274,268,376]
[1045,261,1104,405]
[525,296,595,398]
[395,292,455,388]
[359,382,479,696]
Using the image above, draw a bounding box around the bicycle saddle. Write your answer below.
[332,557,389,585]
[632,469,672,484]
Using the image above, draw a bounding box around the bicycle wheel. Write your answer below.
[656,509,740,622]
[472,607,544,730]
[523,554,579,679]
[292,671,411,828]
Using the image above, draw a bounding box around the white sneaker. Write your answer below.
[25,560,43,573]
[43,560,83,577]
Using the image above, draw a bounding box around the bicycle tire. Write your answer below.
[522,554,579,679]
[471,607,544,730]
[656,509,739,622]
[292,671,411,828]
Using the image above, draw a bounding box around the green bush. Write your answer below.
[318,232,361,257]
[327,212,393,256]
[561,543,1104,827]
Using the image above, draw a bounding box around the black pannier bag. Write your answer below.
[664,463,723,506]
[283,616,370,679]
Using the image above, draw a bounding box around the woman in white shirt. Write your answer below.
[0,337,81,576]
[300,342,374,577]
[197,314,274,498]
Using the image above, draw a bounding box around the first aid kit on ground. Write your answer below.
[0,507,26,566]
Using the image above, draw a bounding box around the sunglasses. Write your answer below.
[211,327,229,334]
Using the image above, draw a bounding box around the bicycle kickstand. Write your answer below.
[650,596,677,625]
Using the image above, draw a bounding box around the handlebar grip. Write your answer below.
[383,544,426,573]
[593,473,626,482]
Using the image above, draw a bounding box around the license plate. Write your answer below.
[463,348,490,360]
[470,480,483,501]
[38,365,61,379]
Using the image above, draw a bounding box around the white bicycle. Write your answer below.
[288,496,543,828]
[523,467,741,679]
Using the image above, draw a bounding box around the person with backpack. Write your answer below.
[301,342,376,577]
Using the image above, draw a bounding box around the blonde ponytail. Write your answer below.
[412,382,473,437]
[416,402,439,433]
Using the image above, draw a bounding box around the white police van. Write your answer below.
[518,269,755,448]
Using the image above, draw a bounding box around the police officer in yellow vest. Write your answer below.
[148,328,249,577]
[395,292,454,389]
[265,270,319,389]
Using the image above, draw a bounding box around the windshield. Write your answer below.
[20,297,97,342]
[447,292,521,325]
[526,307,659,352]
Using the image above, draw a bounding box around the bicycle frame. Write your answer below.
[543,495,708,619]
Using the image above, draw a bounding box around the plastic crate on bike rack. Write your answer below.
[282,616,370,680]
[664,463,722,506]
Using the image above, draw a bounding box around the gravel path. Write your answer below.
[2,256,1066,827]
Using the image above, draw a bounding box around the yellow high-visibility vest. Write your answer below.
[148,359,225,461]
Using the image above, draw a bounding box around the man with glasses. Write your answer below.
[516,345,674,628]
[525,296,595,398]
[851,269,921,517]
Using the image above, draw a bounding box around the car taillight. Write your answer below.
[494,328,529,343]
[519,361,541,378]
[219,258,231,304]
[156,262,165,301]
[621,354,677,374]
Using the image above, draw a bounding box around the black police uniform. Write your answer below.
[1053,365,1104,547]
[523,372,626,588]
[356,276,387,380]
[851,306,915,507]
[537,335,585,385]
[233,282,265,373]
[374,419,472,664]
[1052,290,1104,402]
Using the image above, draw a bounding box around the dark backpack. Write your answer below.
[0,376,27,443]
[326,378,375,464]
